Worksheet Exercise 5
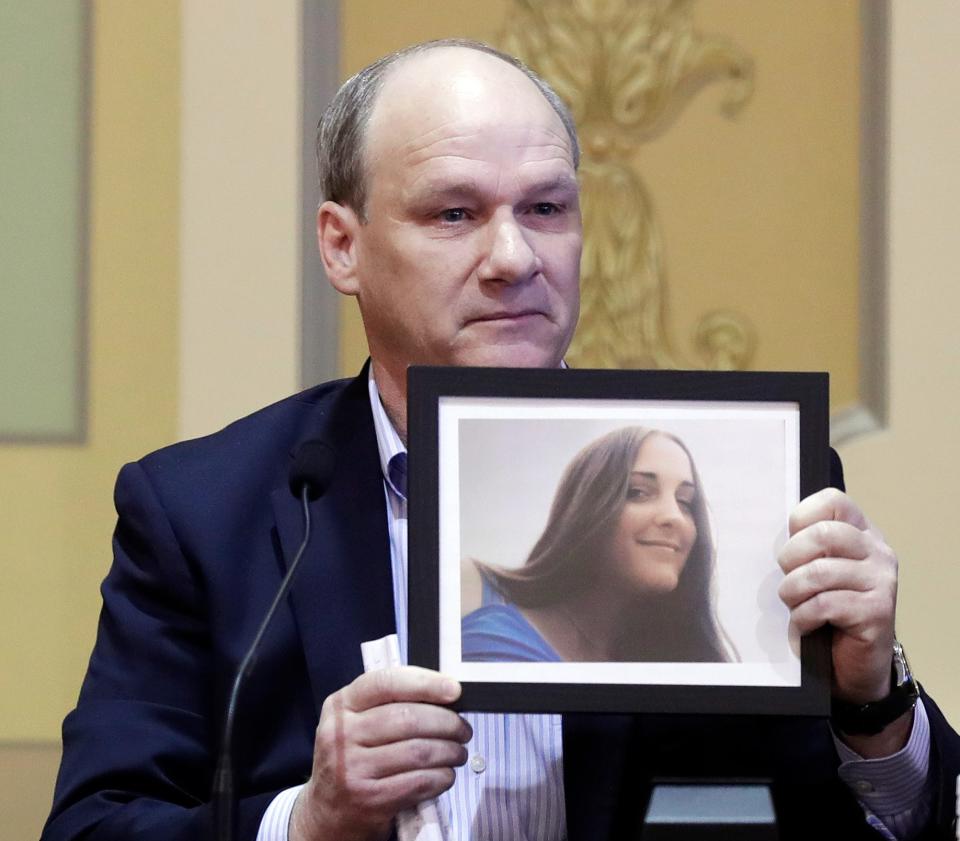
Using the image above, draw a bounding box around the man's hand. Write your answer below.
[777,488,911,755]
[289,666,471,841]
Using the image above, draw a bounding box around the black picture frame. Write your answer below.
[408,366,831,716]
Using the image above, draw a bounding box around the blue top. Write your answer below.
[461,603,562,662]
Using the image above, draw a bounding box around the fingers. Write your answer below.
[293,761,459,841]
[778,488,899,704]
[784,587,890,636]
[788,487,870,536]
[356,767,460,812]
[351,701,473,747]
[342,666,461,713]
[778,558,873,612]
[778,499,897,635]
[298,668,471,841]
[323,753,462,820]
[358,737,469,780]
[778,519,871,574]
[318,671,471,757]
[779,554,893,638]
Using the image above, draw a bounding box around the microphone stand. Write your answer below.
[213,486,313,841]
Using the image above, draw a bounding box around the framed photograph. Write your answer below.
[407,367,831,716]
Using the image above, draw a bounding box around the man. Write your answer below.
[43,40,960,841]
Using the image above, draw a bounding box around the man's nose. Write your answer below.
[478,214,541,283]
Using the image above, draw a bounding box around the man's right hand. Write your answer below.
[288,666,471,841]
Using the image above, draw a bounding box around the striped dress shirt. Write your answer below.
[258,371,931,841]
[366,374,566,841]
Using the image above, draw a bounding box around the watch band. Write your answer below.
[830,640,919,736]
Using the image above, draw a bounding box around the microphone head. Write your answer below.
[288,440,336,501]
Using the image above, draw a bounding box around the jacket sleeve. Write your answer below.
[919,687,960,839]
[41,461,282,841]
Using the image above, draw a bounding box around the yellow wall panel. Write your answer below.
[0,0,180,740]
[648,0,860,409]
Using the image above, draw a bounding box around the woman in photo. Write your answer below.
[461,426,737,663]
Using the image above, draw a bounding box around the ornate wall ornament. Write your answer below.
[500,0,756,370]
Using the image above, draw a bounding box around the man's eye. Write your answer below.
[439,208,468,223]
[531,202,562,216]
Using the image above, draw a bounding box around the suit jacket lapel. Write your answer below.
[271,369,397,716]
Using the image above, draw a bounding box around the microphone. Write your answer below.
[289,439,336,500]
[214,440,336,841]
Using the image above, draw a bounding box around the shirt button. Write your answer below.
[853,780,875,795]
[469,755,486,774]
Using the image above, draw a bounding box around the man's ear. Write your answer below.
[317,200,362,296]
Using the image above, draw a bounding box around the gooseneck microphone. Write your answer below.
[287,440,337,502]
[214,440,336,841]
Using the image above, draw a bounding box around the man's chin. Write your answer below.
[448,340,569,370]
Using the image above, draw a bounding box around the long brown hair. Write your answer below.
[475,427,736,662]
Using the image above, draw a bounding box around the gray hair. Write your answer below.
[315,38,580,219]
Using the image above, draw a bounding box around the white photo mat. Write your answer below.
[437,397,801,688]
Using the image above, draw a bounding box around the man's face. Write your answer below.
[339,49,581,376]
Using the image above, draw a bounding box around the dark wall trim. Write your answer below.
[833,0,889,444]
[300,0,342,388]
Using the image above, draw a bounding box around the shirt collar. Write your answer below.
[367,360,568,497]
[368,368,406,497]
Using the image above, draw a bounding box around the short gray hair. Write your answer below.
[316,38,580,219]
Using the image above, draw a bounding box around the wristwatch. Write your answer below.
[830,640,920,736]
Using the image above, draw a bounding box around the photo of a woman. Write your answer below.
[461,426,738,663]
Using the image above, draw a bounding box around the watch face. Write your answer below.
[893,640,913,687]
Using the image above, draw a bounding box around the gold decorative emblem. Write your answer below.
[501,0,756,369]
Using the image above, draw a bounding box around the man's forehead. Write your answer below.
[399,124,575,173]
[366,47,570,159]
[376,45,536,101]
[411,169,580,198]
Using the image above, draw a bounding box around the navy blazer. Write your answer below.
[43,369,960,840]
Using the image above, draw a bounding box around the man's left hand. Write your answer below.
[778,487,898,707]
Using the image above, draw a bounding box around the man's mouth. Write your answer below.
[470,309,544,323]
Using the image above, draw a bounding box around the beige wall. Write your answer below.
[837,0,960,711]
[0,743,62,840]
[179,0,302,440]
